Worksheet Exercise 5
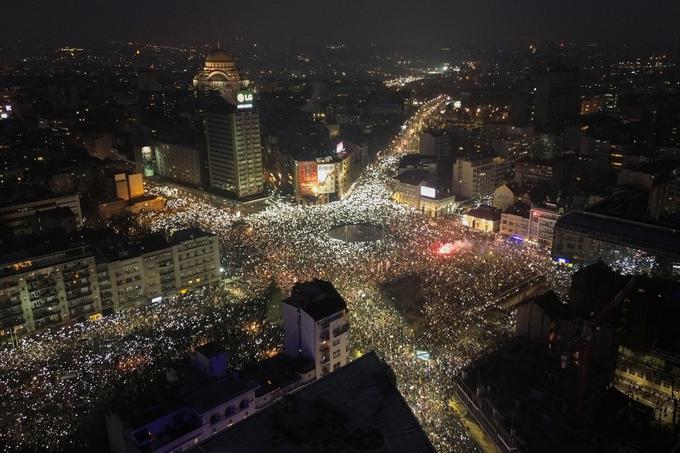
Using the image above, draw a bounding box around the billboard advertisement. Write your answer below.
[141,146,155,177]
[236,90,254,110]
[317,163,336,194]
[420,186,436,199]
[297,161,318,197]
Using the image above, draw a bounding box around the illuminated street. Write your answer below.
[0,97,570,452]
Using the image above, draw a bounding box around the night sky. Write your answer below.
[3,0,680,48]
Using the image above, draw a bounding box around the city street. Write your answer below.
[0,97,570,452]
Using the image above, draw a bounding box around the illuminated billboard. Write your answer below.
[420,186,436,199]
[141,146,155,177]
[317,163,336,194]
[236,90,254,109]
[297,161,318,197]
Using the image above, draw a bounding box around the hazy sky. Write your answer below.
[3,0,680,48]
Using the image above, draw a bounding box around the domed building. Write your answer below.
[193,48,244,103]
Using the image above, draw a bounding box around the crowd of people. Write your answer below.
[1,96,571,452]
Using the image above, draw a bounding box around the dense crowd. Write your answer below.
[0,96,570,452]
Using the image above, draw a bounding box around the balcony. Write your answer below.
[320,329,329,342]
[65,278,90,292]
[68,296,94,309]
[62,269,86,281]
[27,278,57,291]
[33,305,61,320]
[30,287,57,301]
[333,322,349,337]
[1,315,24,329]
[35,315,62,329]
[0,306,23,321]
[0,295,20,309]
[70,304,95,318]
[66,288,92,301]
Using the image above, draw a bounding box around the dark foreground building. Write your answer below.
[193,351,435,453]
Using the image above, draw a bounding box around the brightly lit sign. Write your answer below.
[236,91,254,109]
[297,161,318,197]
[236,92,253,103]
[317,163,336,194]
[420,186,436,199]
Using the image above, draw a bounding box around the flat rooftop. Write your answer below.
[193,352,435,453]
[556,210,680,257]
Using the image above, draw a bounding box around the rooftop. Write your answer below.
[194,352,435,453]
[242,353,315,397]
[556,210,680,257]
[169,227,215,245]
[466,205,501,221]
[283,279,347,321]
[195,342,227,359]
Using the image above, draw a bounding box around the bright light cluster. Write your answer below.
[0,96,572,453]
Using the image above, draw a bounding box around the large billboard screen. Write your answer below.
[297,161,318,197]
[420,186,436,199]
[317,163,336,194]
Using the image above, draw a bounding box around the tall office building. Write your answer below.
[205,99,264,199]
[533,65,580,131]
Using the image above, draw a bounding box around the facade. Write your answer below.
[462,205,501,233]
[193,49,243,103]
[0,193,82,236]
[169,228,222,291]
[0,242,102,336]
[514,159,553,187]
[0,228,221,339]
[453,156,508,200]
[420,129,450,157]
[492,184,519,210]
[294,152,354,205]
[552,210,680,270]
[155,141,205,188]
[528,203,561,248]
[205,103,264,199]
[115,173,144,200]
[99,173,166,220]
[500,204,531,239]
[614,346,680,424]
[282,279,350,378]
[392,171,456,218]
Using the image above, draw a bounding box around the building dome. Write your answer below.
[205,49,234,63]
